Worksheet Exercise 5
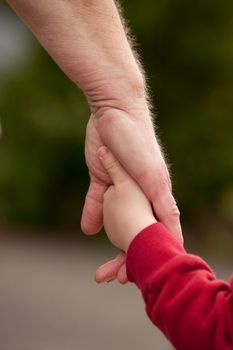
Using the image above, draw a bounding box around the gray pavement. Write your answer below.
[0,233,172,350]
[1,232,232,350]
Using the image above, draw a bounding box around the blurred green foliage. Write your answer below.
[125,0,233,226]
[0,0,233,232]
[0,50,89,227]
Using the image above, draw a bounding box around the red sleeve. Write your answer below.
[126,222,233,350]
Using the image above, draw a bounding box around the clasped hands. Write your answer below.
[81,108,183,284]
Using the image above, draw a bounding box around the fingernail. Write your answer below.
[104,276,115,283]
[106,278,115,283]
[95,276,115,284]
[98,146,108,159]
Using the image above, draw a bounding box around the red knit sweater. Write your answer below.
[126,223,233,350]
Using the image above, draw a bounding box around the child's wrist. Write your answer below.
[123,216,157,252]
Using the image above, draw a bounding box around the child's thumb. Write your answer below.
[98,146,129,184]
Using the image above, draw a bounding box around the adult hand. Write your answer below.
[82,107,183,284]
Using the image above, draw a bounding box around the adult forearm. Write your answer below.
[7,0,146,113]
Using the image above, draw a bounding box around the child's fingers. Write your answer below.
[117,263,128,284]
[95,252,126,283]
[95,259,118,283]
[98,146,130,185]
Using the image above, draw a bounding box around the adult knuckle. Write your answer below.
[160,203,180,224]
[166,193,180,219]
[169,203,180,219]
[152,184,180,221]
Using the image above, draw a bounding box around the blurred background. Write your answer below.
[0,1,233,349]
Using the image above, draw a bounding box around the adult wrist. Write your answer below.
[86,69,147,118]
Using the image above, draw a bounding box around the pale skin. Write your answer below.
[96,146,183,283]
[6,0,182,283]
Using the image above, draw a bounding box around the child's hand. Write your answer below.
[98,146,156,252]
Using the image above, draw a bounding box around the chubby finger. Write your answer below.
[117,263,128,284]
[81,179,107,235]
[98,146,130,185]
[95,251,126,283]
[95,259,118,283]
